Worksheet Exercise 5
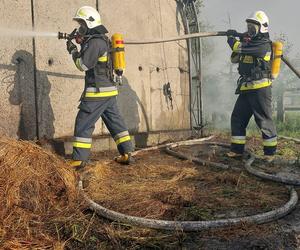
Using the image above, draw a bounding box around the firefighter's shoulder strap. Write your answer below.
[250,40,273,81]
[86,34,114,85]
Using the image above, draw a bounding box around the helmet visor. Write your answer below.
[74,20,88,36]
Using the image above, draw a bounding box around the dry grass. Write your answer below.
[0,134,298,249]
[0,136,82,249]
[86,147,288,221]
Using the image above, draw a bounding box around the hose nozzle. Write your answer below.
[58,29,78,40]
[58,32,68,40]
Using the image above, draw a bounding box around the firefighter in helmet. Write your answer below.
[66,6,133,169]
[226,11,277,159]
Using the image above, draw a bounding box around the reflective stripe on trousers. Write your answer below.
[73,137,92,149]
[114,131,131,145]
[263,136,277,147]
[231,135,246,145]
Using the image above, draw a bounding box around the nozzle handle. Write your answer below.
[57,29,78,40]
[58,32,68,40]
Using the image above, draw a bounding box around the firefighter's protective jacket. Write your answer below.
[73,32,117,101]
[227,34,272,92]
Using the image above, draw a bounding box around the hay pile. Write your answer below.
[0,136,80,249]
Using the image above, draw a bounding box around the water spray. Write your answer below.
[0,28,57,38]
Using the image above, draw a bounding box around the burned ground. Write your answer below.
[1,135,300,249]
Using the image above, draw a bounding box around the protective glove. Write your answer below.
[226,29,238,37]
[242,33,252,43]
[227,36,236,47]
[66,40,77,55]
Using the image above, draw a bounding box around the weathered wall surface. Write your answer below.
[0,0,190,144]
[0,1,35,139]
[33,0,98,139]
[100,0,190,134]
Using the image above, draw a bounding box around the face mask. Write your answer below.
[78,24,88,36]
[247,22,259,37]
[75,23,88,44]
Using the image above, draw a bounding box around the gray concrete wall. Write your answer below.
[0,1,35,139]
[0,0,190,145]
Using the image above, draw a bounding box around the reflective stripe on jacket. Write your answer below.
[227,34,272,92]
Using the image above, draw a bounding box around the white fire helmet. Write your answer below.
[246,11,269,33]
[73,6,102,29]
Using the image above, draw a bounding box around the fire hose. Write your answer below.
[58,30,300,79]
[124,31,228,44]
[124,31,300,79]
[165,142,300,186]
[66,31,299,231]
[79,137,298,232]
[281,56,300,79]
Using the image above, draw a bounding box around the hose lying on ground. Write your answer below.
[279,135,300,143]
[79,137,298,231]
[130,135,215,156]
[81,181,297,231]
[245,153,300,186]
[165,142,241,171]
[165,141,300,186]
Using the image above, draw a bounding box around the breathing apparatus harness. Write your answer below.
[233,32,282,94]
[239,34,271,77]
[59,28,125,85]
[82,33,114,86]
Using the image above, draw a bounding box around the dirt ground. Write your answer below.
[74,135,300,250]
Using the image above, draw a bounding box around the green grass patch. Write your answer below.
[226,112,300,138]
[276,111,300,138]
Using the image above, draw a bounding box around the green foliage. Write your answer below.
[276,112,300,137]
[246,112,300,138]
[213,111,300,139]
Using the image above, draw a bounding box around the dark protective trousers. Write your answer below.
[231,87,277,155]
[72,96,133,161]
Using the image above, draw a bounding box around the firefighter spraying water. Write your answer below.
[55,7,299,169]
[61,6,133,169]
[58,28,125,84]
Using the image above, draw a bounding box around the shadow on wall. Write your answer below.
[117,77,150,148]
[8,50,55,140]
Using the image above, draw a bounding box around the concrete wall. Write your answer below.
[0,0,190,145]
[0,1,35,139]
